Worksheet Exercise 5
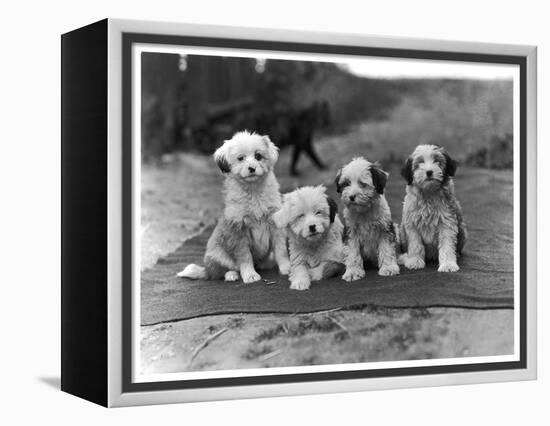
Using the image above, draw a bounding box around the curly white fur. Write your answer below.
[335,157,400,280]
[398,144,467,272]
[273,186,345,291]
[177,131,290,283]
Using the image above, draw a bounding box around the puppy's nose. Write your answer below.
[349,195,355,202]
[309,224,316,233]
[426,170,433,177]
[248,166,256,173]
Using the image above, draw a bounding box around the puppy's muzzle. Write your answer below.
[242,164,262,180]
[344,192,372,208]
[304,223,323,240]
[418,169,441,186]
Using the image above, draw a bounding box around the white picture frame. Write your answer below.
[61,18,537,407]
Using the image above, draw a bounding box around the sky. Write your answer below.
[342,57,517,80]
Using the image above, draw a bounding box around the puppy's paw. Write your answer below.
[438,262,459,273]
[309,267,324,282]
[278,261,291,276]
[224,270,240,282]
[290,278,310,291]
[399,255,425,270]
[379,263,400,276]
[242,270,261,283]
[342,267,365,282]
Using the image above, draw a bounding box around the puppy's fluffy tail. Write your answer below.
[177,264,208,279]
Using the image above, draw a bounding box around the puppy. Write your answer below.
[399,144,467,272]
[273,186,345,291]
[335,157,400,280]
[177,131,290,283]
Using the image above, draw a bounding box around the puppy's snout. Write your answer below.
[426,170,433,178]
[309,224,316,233]
[248,166,256,173]
[349,195,356,202]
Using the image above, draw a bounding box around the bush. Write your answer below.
[361,80,513,167]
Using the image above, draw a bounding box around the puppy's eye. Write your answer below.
[359,181,367,188]
[297,214,305,219]
[238,156,245,162]
[254,153,263,161]
[315,210,323,216]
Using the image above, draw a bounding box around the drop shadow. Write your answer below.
[38,376,61,390]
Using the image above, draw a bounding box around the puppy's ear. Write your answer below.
[442,149,457,178]
[272,198,291,228]
[401,156,413,185]
[213,143,231,173]
[334,168,343,193]
[370,165,389,195]
[262,135,279,164]
[327,197,338,223]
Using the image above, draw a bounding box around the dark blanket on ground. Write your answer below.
[141,168,514,325]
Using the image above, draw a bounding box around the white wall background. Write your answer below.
[0,0,546,423]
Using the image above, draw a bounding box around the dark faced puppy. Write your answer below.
[335,158,388,210]
[401,144,457,189]
[335,157,400,279]
[399,144,467,272]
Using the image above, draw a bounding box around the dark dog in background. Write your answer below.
[256,100,331,176]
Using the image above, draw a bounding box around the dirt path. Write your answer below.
[141,307,512,374]
[141,153,223,269]
[140,130,514,375]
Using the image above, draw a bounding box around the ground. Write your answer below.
[140,125,514,374]
[141,308,512,374]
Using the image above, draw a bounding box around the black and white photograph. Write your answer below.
[134,42,521,382]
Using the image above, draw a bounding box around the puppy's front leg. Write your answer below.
[309,263,325,281]
[398,225,425,270]
[235,243,261,283]
[378,238,400,276]
[272,227,290,275]
[343,236,365,282]
[437,226,459,272]
[289,263,311,291]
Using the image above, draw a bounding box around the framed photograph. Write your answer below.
[61,18,537,407]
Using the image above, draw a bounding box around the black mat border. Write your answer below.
[122,32,528,394]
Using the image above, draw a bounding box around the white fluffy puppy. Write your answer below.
[273,186,345,291]
[177,130,290,283]
[399,144,467,272]
[335,157,400,280]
